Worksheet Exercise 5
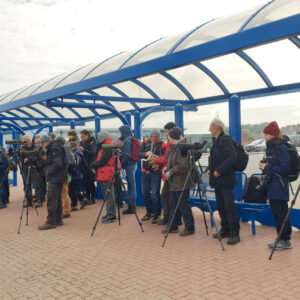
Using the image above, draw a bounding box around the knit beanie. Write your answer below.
[150,128,160,138]
[40,134,52,144]
[164,122,176,130]
[168,126,182,140]
[263,121,280,137]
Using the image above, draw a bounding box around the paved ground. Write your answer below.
[1,185,300,300]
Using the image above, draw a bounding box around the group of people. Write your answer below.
[0,118,293,251]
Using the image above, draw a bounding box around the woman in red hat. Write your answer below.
[259,121,292,251]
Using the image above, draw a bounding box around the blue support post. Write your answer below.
[134,110,143,206]
[0,130,3,147]
[12,130,17,186]
[48,123,53,133]
[229,94,243,200]
[125,112,132,127]
[70,120,75,130]
[94,116,103,199]
[174,103,184,135]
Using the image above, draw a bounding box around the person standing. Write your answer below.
[206,118,240,245]
[259,121,292,250]
[0,147,9,209]
[38,136,67,230]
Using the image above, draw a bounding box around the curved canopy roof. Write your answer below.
[0,0,299,131]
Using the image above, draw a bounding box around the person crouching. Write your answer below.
[90,131,116,224]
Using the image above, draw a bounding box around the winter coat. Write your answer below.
[69,149,84,181]
[45,140,67,183]
[156,139,171,181]
[263,136,290,201]
[165,140,195,192]
[118,125,135,169]
[0,150,9,182]
[80,136,97,166]
[207,132,237,188]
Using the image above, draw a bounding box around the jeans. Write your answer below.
[125,164,137,208]
[270,199,292,241]
[169,190,195,231]
[142,171,162,216]
[215,187,240,235]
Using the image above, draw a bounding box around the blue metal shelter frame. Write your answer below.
[0,0,299,210]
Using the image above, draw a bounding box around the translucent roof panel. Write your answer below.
[8,109,28,118]
[174,5,263,53]
[30,104,69,118]
[112,102,136,111]
[166,65,224,99]
[31,73,67,95]
[201,53,267,93]
[137,73,189,100]
[72,108,95,117]
[20,106,45,118]
[112,81,155,99]
[49,107,78,119]
[84,51,136,80]
[245,0,300,30]
[11,80,48,101]
[244,39,300,86]
[136,103,160,109]
[0,87,30,105]
[121,32,188,68]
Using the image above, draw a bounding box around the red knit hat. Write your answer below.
[263,121,280,137]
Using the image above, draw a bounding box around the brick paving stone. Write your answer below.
[1,184,300,299]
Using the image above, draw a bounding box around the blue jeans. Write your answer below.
[125,164,137,208]
[142,171,162,216]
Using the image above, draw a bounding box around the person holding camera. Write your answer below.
[259,121,292,250]
[20,135,44,208]
[206,118,240,245]
[38,135,67,230]
[138,129,166,224]
[162,126,195,236]
[90,131,117,224]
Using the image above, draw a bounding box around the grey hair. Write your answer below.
[210,118,225,131]
[23,135,32,141]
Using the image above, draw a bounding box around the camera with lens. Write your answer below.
[142,159,152,171]
[255,160,271,192]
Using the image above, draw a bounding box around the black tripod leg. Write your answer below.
[115,177,121,226]
[91,180,113,237]
[196,182,209,236]
[120,179,144,232]
[269,183,300,260]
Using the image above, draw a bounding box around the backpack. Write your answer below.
[126,137,141,162]
[220,136,249,172]
[63,145,76,166]
[243,176,267,204]
[274,142,300,182]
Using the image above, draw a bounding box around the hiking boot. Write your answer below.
[38,223,56,230]
[35,200,43,208]
[102,216,117,224]
[157,217,168,225]
[56,220,64,226]
[71,206,78,212]
[151,216,161,224]
[122,207,135,215]
[227,235,241,245]
[180,228,195,237]
[268,239,292,250]
[87,198,96,205]
[0,203,7,209]
[161,228,179,234]
[80,198,88,209]
[212,230,231,239]
[141,213,154,221]
[63,214,71,219]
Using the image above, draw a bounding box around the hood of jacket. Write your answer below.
[118,125,132,140]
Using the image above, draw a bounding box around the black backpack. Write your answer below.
[274,142,300,182]
[221,136,249,172]
[243,176,267,204]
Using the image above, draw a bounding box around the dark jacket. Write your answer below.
[207,132,237,188]
[80,137,97,166]
[45,140,67,183]
[165,140,195,192]
[264,136,290,201]
[119,125,135,168]
[19,143,40,173]
[70,149,84,181]
[0,150,9,182]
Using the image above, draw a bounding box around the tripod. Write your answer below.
[162,151,225,251]
[91,150,144,236]
[17,158,39,234]
[269,182,300,260]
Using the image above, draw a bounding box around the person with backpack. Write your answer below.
[90,131,117,224]
[68,142,88,211]
[206,118,240,245]
[118,125,138,214]
[138,129,166,224]
[38,136,67,230]
[259,121,292,251]
[79,130,97,206]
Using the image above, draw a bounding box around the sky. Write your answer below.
[0,0,299,134]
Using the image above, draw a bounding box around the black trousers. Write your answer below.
[169,190,195,231]
[161,180,170,220]
[82,172,95,200]
[69,180,84,207]
[269,200,292,241]
[47,182,63,225]
[215,187,240,235]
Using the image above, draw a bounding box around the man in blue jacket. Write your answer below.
[259,121,292,251]
[118,125,137,214]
